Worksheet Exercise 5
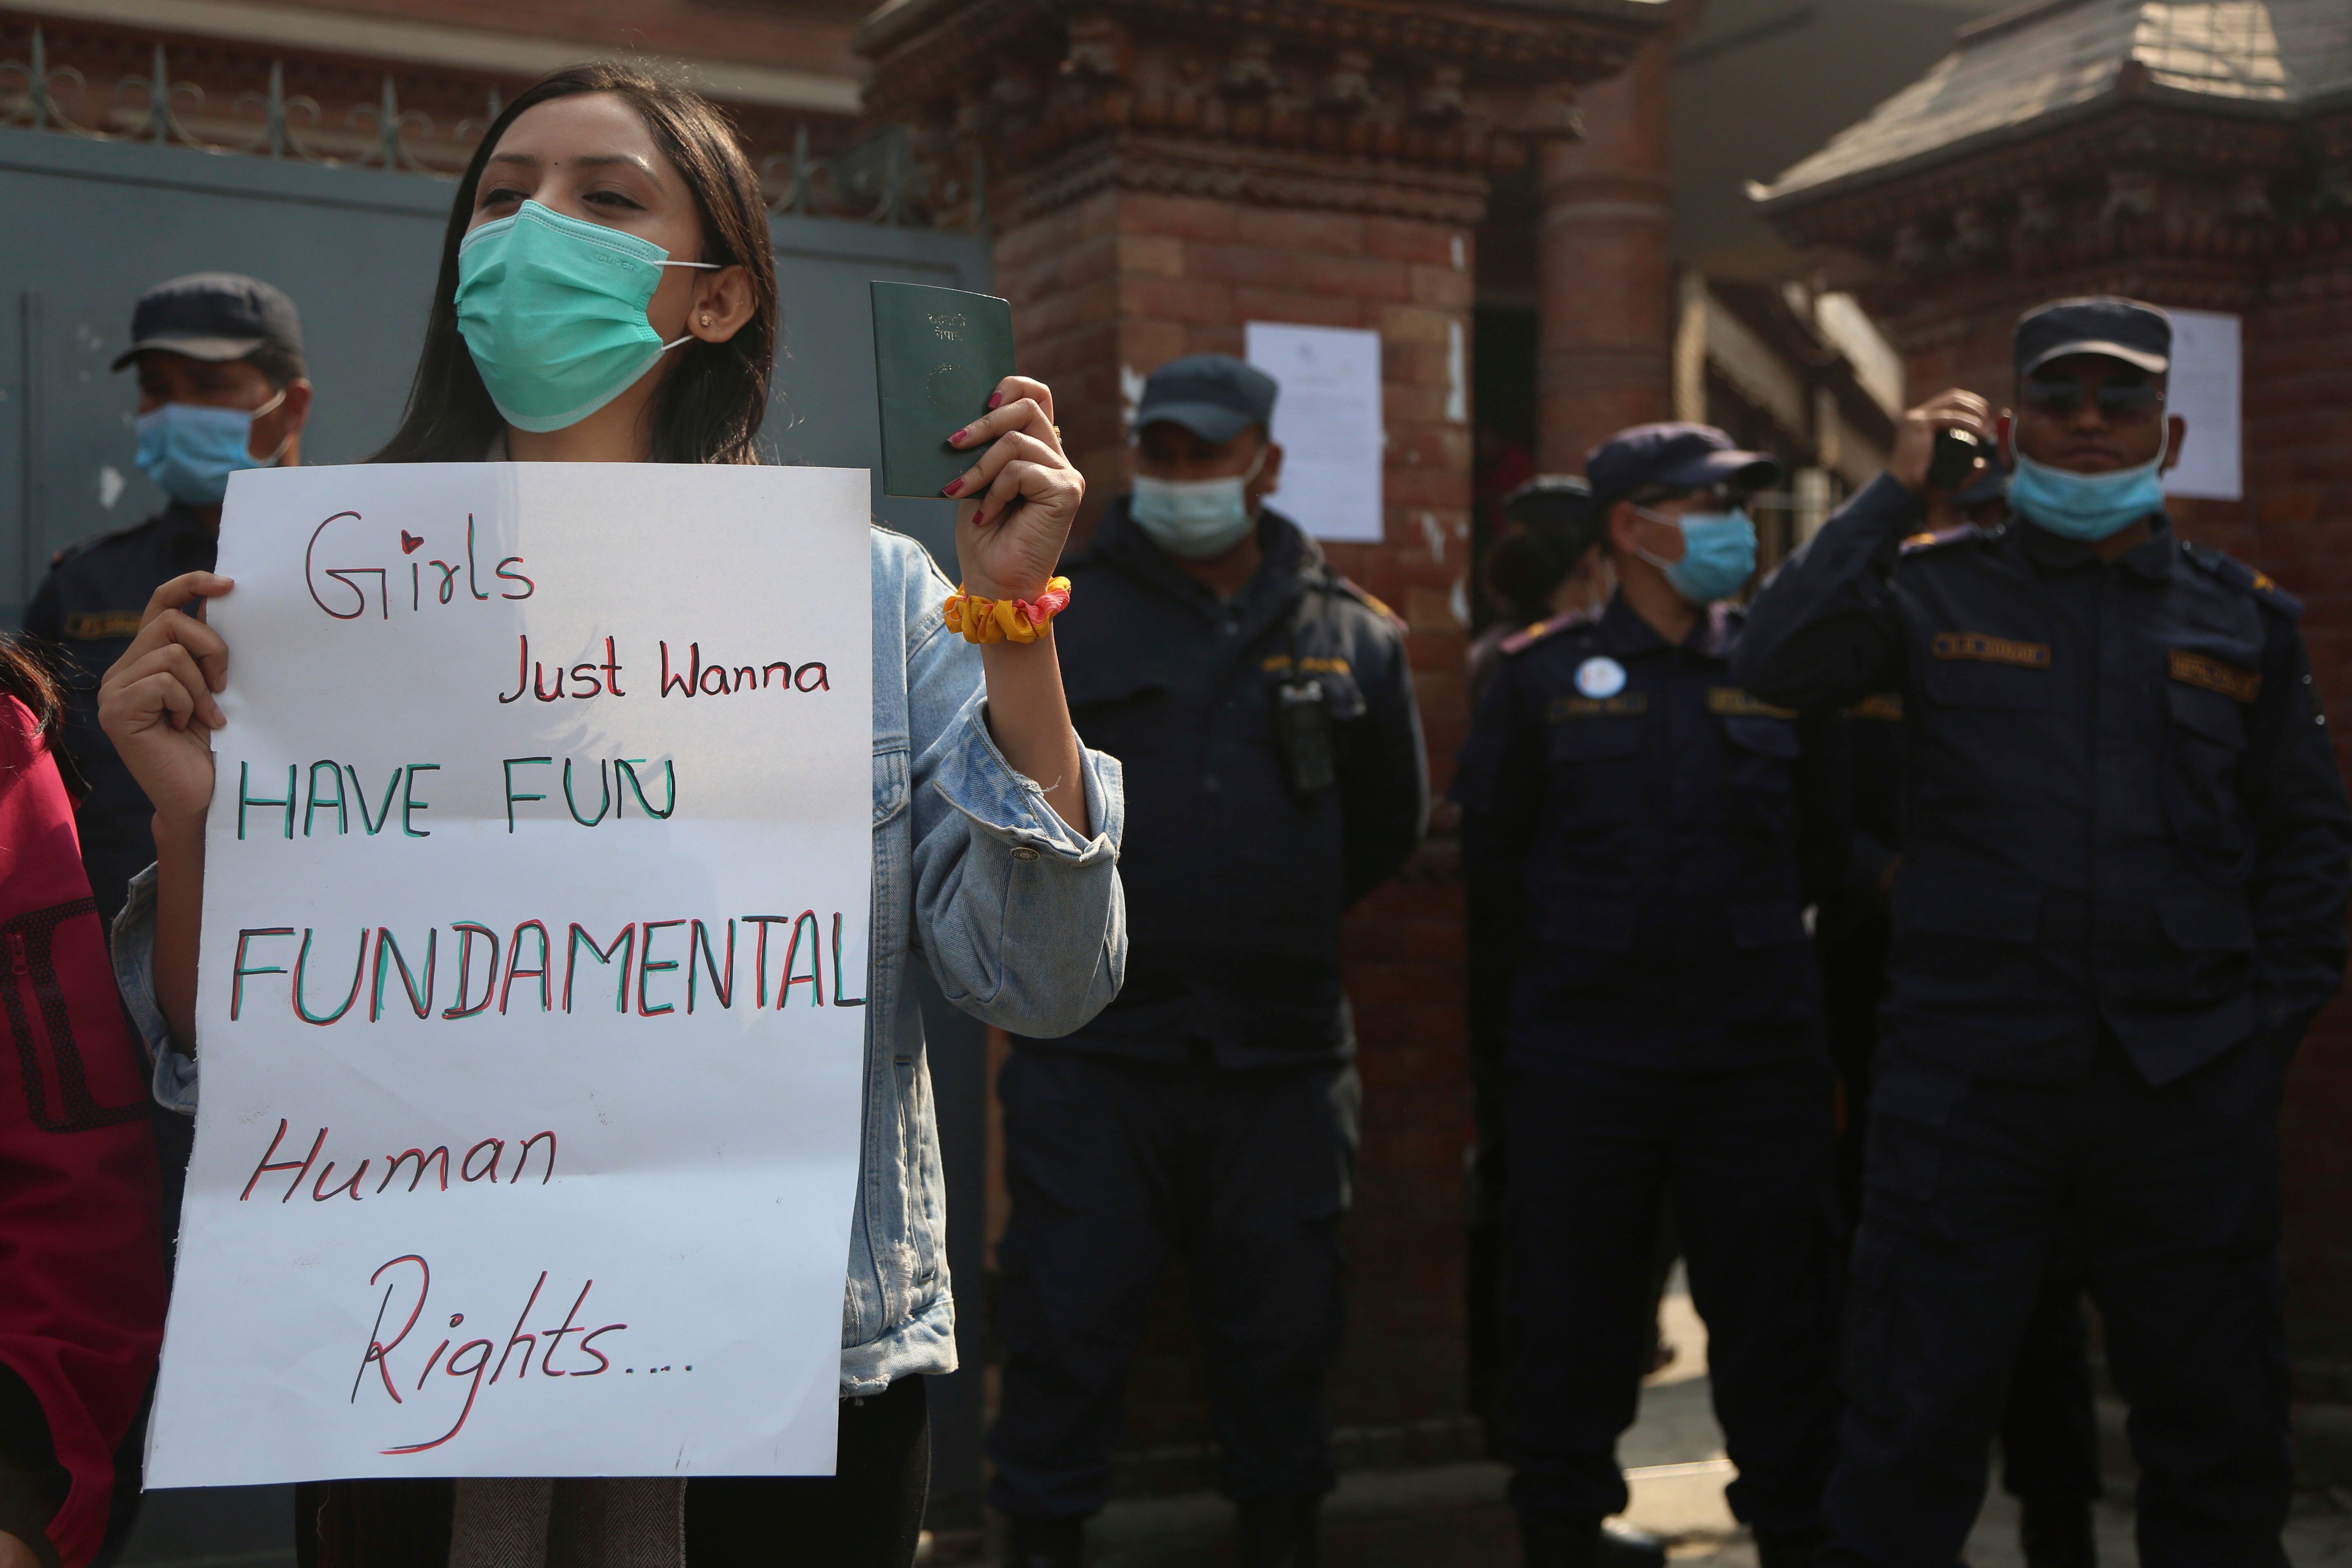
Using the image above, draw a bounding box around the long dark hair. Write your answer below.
[0,633,89,795]
[373,63,778,466]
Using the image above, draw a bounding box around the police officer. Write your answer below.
[1815,461,2104,1568]
[988,355,1426,1568]
[1454,424,1844,1568]
[1735,298,2352,1564]
[1465,474,1610,1446]
[24,274,311,922]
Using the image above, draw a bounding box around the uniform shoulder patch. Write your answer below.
[1331,575,1408,635]
[1898,525,1978,556]
[2185,544,2304,620]
[46,515,153,573]
[1498,606,1593,656]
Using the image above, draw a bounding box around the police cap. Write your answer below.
[1133,354,1278,445]
[1584,422,1779,513]
[1503,474,1595,532]
[111,272,305,373]
[2014,296,2169,380]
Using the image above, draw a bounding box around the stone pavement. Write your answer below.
[109,1275,2352,1565]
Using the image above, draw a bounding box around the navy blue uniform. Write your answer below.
[22,504,214,922]
[1452,593,1843,1543]
[1735,474,2352,1566]
[989,499,1424,1521]
[1814,690,2103,1522]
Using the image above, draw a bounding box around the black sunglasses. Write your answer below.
[2021,378,2165,417]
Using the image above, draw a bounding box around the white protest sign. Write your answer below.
[1245,322,1385,543]
[147,463,873,1486]
[2163,307,2243,501]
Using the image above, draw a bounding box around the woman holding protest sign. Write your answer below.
[96,62,1124,1568]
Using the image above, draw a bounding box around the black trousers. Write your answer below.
[1822,929,2102,1511]
[1503,1054,1843,1541]
[1823,1035,2292,1567]
[687,1374,930,1567]
[986,1050,1359,1519]
[292,1377,929,1568]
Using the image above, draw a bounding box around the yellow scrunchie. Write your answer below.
[943,577,1072,645]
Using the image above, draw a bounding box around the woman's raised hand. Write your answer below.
[945,375,1085,601]
[99,571,234,832]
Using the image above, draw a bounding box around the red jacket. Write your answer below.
[0,695,165,1568]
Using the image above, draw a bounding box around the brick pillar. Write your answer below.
[1536,34,1675,470]
[862,0,1667,1462]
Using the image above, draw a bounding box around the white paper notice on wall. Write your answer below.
[1245,322,1385,543]
[2163,307,2242,501]
[145,462,873,1486]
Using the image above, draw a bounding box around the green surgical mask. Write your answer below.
[454,199,719,434]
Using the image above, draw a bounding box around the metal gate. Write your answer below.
[0,123,991,621]
[0,118,998,1541]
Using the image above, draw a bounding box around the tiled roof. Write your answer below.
[1755,0,2352,204]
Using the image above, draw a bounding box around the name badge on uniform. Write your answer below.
[1574,657,1626,699]
[2168,649,2261,703]
[62,610,145,641]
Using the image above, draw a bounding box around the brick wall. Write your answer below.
[2247,265,2352,1356]
[991,187,1482,1463]
[1875,265,2352,1359]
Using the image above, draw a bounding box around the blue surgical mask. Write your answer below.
[134,390,287,507]
[455,199,719,434]
[2008,431,2168,541]
[1130,447,1267,559]
[1635,507,1757,605]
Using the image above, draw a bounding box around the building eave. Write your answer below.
[857,0,1675,73]
[10,0,866,114]
[1753,70,2300,221]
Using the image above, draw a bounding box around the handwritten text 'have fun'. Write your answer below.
[233,756,679,839]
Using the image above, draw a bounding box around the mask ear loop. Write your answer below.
[658,260,725,351]
[1629,503,1685,576]
[247,385,295,467]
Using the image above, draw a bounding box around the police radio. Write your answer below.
[1273,612,1339,799]
[1926,428,1982,490]
[1274,677,1338,798]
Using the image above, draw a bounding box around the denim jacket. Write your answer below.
[115,525,1128,1396]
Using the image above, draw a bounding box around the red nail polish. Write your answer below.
[943,478,964,497]
[973,510,988,528]
[988,392,1004,409]
[948,427,967,445]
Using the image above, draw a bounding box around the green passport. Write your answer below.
[871,281,1017,498]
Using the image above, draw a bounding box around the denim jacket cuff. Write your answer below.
[111,862,197,1114]
[932,698,1124,867]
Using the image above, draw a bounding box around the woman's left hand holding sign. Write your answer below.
[100,569,233,1051]
[947,376,1084,601]
[100,571,234,830]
